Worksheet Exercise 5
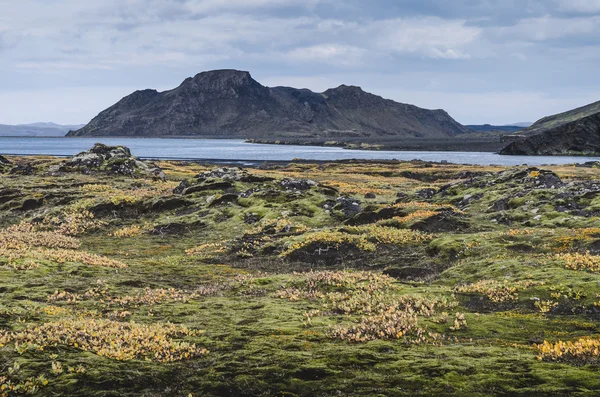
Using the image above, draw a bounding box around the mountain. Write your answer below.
[67,69,469,139]
[466,124,525,133]
[0,123,85,137]
[500,100,600,155]
[504,122,532,128]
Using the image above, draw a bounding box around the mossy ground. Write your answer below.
[2,157,600,396]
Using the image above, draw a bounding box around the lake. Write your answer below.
[1,137,599,166]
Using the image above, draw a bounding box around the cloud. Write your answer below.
[285,44,366,65]
[556,0,600,13]
[1,0,600,124]
[491,15,600,42]
[363,17,480,59]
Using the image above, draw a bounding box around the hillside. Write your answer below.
[501,100,600,155]
[67,69,469,139]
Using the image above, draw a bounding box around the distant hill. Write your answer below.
[67,69,469,139]
[466,124,526,133]
[504,122,533,128]
[0,123,85,137]
[501,101,600,155]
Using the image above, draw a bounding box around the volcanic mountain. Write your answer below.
[68,70,469,139]
[501,100,600,155]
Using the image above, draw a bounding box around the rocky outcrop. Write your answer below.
[500,101,600,155]
[67,69,469,139]
[0,155,10,165]
[59,143,165,179]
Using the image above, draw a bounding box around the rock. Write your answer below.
[395,192,410,203]
[344,206,407,226]
[577,162,600,168]
[364,192,377,199]
[240,188,261,198]
[0,155,10,164]
[9,163,35,175]
[151,221,206,235]
[18,198,44,211]
[175,167,274,196]
[151,198,192,212]
[183,181,234,195]
[0,189,22,205]
[334,197,362,218]
[59,143,165,179]
[173,179,189,195]
[280,178,317,191]
[244,213,261,224]
[410,211,469,233]
[459,193,483,207]
[318,185,339,196]
[208,193,239,207]
[415,188,437,199]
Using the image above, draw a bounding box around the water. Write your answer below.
[1,137,599,166]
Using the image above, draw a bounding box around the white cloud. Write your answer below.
[556,0,600,13]
[363,17,481,59]
[285,44,365,65]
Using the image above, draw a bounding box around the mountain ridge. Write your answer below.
[500,100,600,155]
[67,69,469,139]
[0,123,85,137]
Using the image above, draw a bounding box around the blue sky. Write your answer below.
[1,0,599,125]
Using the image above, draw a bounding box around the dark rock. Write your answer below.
[415,188,437,199]
[151,198,192,212]
[279,178,317,191]
[173,179,189,195]
[67,69,469,139]
[0,155,10,164]
[345,206,407,226]
[18,198,43,211]
[151,221,206,235]
[240,188,261,198]
[333,197,362,218]
[459,193,484,207]
[183,181,234,195]
[318,185,339,196]
[10,164,35,175]
[383,267,434,280]
[577,162,600,168]
[490,198,510,212]
[395,192,410,203]
[364,192,377,199]
[0,189,22,205]
[196,167,248,182]
[208,193,239,207]
[244,213,262,224]
[410,211,469,233]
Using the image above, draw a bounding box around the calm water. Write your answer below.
[1,137,599,166]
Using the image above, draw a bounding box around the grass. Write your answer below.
[1,156,600,395]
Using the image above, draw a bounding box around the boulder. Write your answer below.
[333,197,362,218]
[59,143,165,179]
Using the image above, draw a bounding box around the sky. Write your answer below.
[1,0,599,126]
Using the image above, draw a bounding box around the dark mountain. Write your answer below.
[467,124,525,133]
[0,122,85,137]
[67,69,469,138]
[501,100,600,155]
